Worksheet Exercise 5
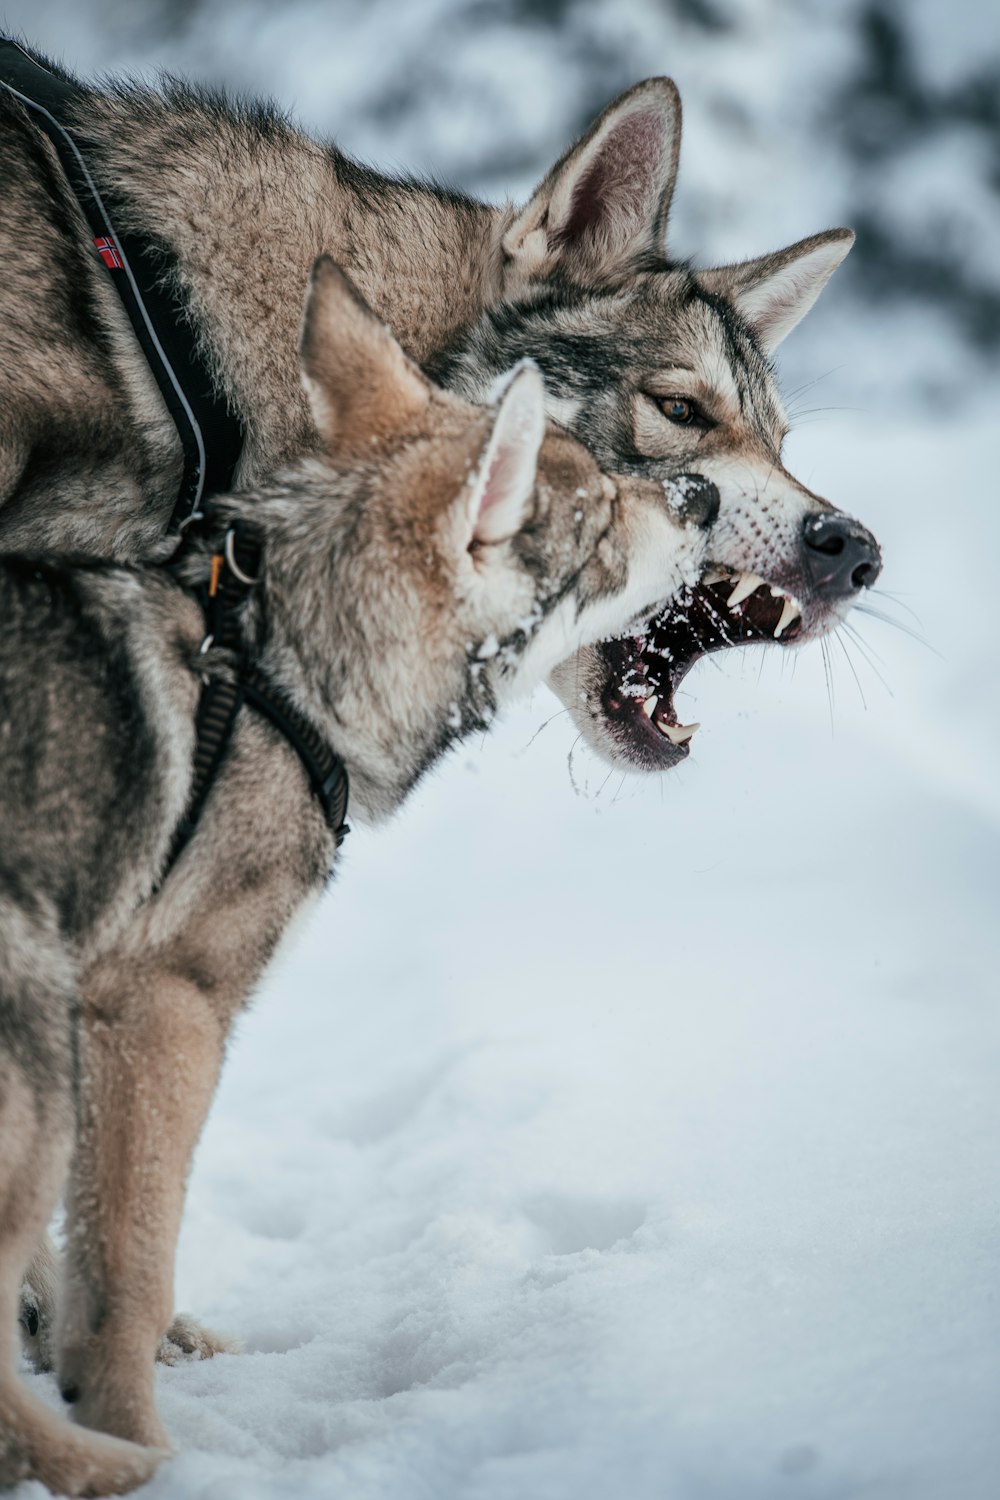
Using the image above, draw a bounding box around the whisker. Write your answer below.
[785,404,862,420]
[595,765,615,799]
[782,365,843,403]
[869,587,924,627]
[610,774,629,807]
[853,603,939,654]
[841,621,895,695]
[820,636,836,734]
[522,707,571,752]
[833,629,868,710]
[695,650,725,675]
[566,733,585,796]
[841,617,889,666]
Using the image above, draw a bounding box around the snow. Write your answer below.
[5,1,1000,1495]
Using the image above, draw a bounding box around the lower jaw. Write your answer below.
[594,695,692,771]
[565,575,849,773]
[592,625,825,772]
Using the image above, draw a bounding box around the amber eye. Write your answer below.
[662,397,698,426]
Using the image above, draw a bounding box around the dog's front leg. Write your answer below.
[57,959,228,1450]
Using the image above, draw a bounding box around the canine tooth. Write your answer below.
[658,721,699,744]
[641,695,658,718]
[702,568,732,586]
[727,572,765,609]
[773,598,801,638]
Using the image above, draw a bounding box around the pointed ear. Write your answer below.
[465,362,546,548]
[299,255,430,456]
[503,78,681,287]
[698,229,854,355]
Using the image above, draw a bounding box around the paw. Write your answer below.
[59,1427,171,1494]
[157,1311,241,1365]
[0,1375,168,1497]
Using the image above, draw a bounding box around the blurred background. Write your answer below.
[6,4,1000,1498]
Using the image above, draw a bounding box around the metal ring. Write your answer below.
[224,527,259,585]
[177,508,206,534]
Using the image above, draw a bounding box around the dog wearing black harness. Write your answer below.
[0,259,721,1495]
[0,34,883,1483]
[0,37,880,777]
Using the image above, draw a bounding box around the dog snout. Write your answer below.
[672,473,720,529]
[801,512,882,597]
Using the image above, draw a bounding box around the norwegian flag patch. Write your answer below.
[94,236,124,270]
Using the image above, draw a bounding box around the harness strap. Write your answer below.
[243,667,350,837]
[165,675,245,872]
[0,38,244,531]
[161,519,350,884]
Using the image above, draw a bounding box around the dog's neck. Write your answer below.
[176,488,497,826]
[75,85,514,483]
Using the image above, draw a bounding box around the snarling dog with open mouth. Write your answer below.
[549,281,885,770]
[0,54,879,747]
[431,105,882,770]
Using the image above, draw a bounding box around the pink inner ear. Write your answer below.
[476,447,509,518]
[557,112,664,248]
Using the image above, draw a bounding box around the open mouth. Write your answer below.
[599,568,805,767]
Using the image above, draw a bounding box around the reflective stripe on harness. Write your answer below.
[0,38,245,532]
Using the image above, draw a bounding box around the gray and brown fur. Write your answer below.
[0,42,879,768]
[0,50,861,559]
[0,259,714,1494]
[3,38,880,1389]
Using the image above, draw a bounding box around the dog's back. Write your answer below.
[0,78,183,558]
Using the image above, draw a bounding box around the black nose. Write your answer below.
[670,473,720,529]
[802,512,882,597]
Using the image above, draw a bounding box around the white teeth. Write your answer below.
[773,597,801,638]
[726,572,766,609]
[715,569,800,636]
[641,694,658,719]
[703,568,734,586]
[658,721,699,745]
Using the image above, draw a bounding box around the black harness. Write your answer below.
[0,39,350,869]
[165,517,350,878]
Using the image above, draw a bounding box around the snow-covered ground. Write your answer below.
[6,1,1000,1496]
